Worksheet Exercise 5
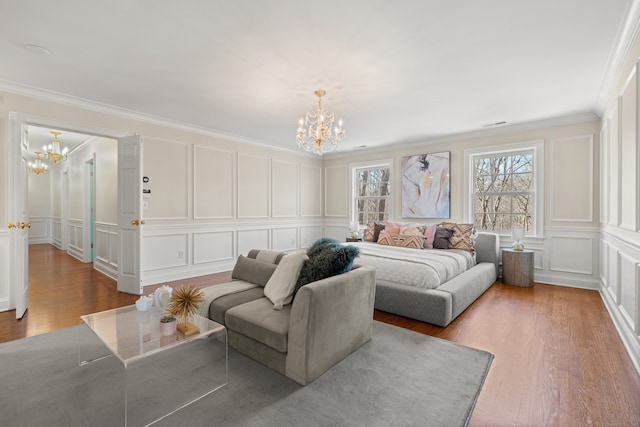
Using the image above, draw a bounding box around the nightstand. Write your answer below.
[346,237,362,242]
[502,249,534,287]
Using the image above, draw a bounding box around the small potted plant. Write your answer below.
[160,314,177,336]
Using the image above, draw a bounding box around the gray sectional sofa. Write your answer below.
[202,250,376,385]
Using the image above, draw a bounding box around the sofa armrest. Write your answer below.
[285,265,376,385]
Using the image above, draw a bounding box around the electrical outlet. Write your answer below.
[178,250,184,259]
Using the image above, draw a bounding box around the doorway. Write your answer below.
[8,112,132,318]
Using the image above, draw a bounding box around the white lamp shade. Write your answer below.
[511,226,525,241]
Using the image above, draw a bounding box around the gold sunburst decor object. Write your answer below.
[166,284,205,336]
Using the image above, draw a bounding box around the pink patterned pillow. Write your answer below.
[384,222,401,234]
[400,225,425,236]
[423,225,437,249]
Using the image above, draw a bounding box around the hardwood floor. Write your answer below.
[2,244,639,426]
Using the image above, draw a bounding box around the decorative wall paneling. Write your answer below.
[300,164,322,217]
[66,218,84,262]
[499,227,600,290]
[141,221,324,286]
[600,121,609,224]
[324,165,348,217]
[617,64,639,231]
[27,216,50,244]
[94,222,118,280]
[599,231,640,374]
[193,147,235,219]
[549,135,593,222]
[237,153,270,218]
[271,160,299,218]
[0,231,9,312]
[323,219,351,243]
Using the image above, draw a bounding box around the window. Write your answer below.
[352,161,392,225]
[465,141,543,235]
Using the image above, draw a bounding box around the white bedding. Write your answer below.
[346,242,475,289]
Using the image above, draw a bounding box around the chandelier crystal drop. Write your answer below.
[43,131,68,163]
[28,152,48,175]
[296,89,345,156]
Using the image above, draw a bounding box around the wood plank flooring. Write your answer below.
[1,244,639,426]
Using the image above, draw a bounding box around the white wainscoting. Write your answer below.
[94,222,118,280]
[67,218,84,261]
[51,218,62,248]
[599,230,640,374]
[528,227,601,289]
[141,220,324,287]
[0,230,10,312]
[27,216,50,244]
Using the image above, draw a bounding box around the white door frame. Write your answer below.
[8,112,129,312]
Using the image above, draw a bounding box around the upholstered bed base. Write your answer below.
[374,232,499,327]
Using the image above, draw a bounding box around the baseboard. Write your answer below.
[599,284,640,376]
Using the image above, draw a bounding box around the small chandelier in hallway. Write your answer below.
[43,131,68,163]
[28,152,48,175]
[296,89,345,156]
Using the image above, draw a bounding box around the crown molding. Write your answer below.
[324,111,600,160]
[595,0,640,113]
[0,79,316,158]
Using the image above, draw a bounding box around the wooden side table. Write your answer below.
[346,237,362,242]
[502,249,534,287]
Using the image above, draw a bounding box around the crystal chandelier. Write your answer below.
[296,89,345,155]
[43,131,68,163]
[28,152,48,175]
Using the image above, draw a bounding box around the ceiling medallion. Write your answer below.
[296,89,345,155]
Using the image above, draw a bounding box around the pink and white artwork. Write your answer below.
[401,152,450,218]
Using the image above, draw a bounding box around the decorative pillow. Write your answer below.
[437,222,476,252]
[246,249,285,264]
[384,222,402,234]
[377,231,424,249]
[423,225,437,249]
[400,225,425,236]
[231,255,278,287]
[433,227,454,249]
[264,251,308,310]
[294,238,360,295]
[364,221,385,242]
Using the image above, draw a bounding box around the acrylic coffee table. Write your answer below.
[79,305,227,426]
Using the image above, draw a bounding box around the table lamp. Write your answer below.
[511,226,525,251]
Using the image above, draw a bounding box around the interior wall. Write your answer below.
[0,93,324,297]
[598,19,640,374]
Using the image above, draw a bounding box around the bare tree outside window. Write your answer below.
[472,151,534,232]
[355,167,390,225]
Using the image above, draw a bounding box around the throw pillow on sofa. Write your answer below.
[264,251,308,310]
[294,238,360,295]
[232,255,278,286]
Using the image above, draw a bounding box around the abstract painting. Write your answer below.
[401,151,450,218]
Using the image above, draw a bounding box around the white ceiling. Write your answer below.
[0,1,636,154]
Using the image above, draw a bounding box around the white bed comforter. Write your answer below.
[347,242,475,289]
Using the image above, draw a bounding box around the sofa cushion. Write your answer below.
[264,251,308,310]
[294,238,360,294]
[231,255,278,287]
[226,297,291,353]
[208,287,265,324]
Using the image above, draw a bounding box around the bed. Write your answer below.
[347,232,499,327]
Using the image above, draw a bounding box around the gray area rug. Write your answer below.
[0,321,493,427]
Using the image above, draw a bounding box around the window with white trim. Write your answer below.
[466,141,543,235]
[352,162,391,225]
